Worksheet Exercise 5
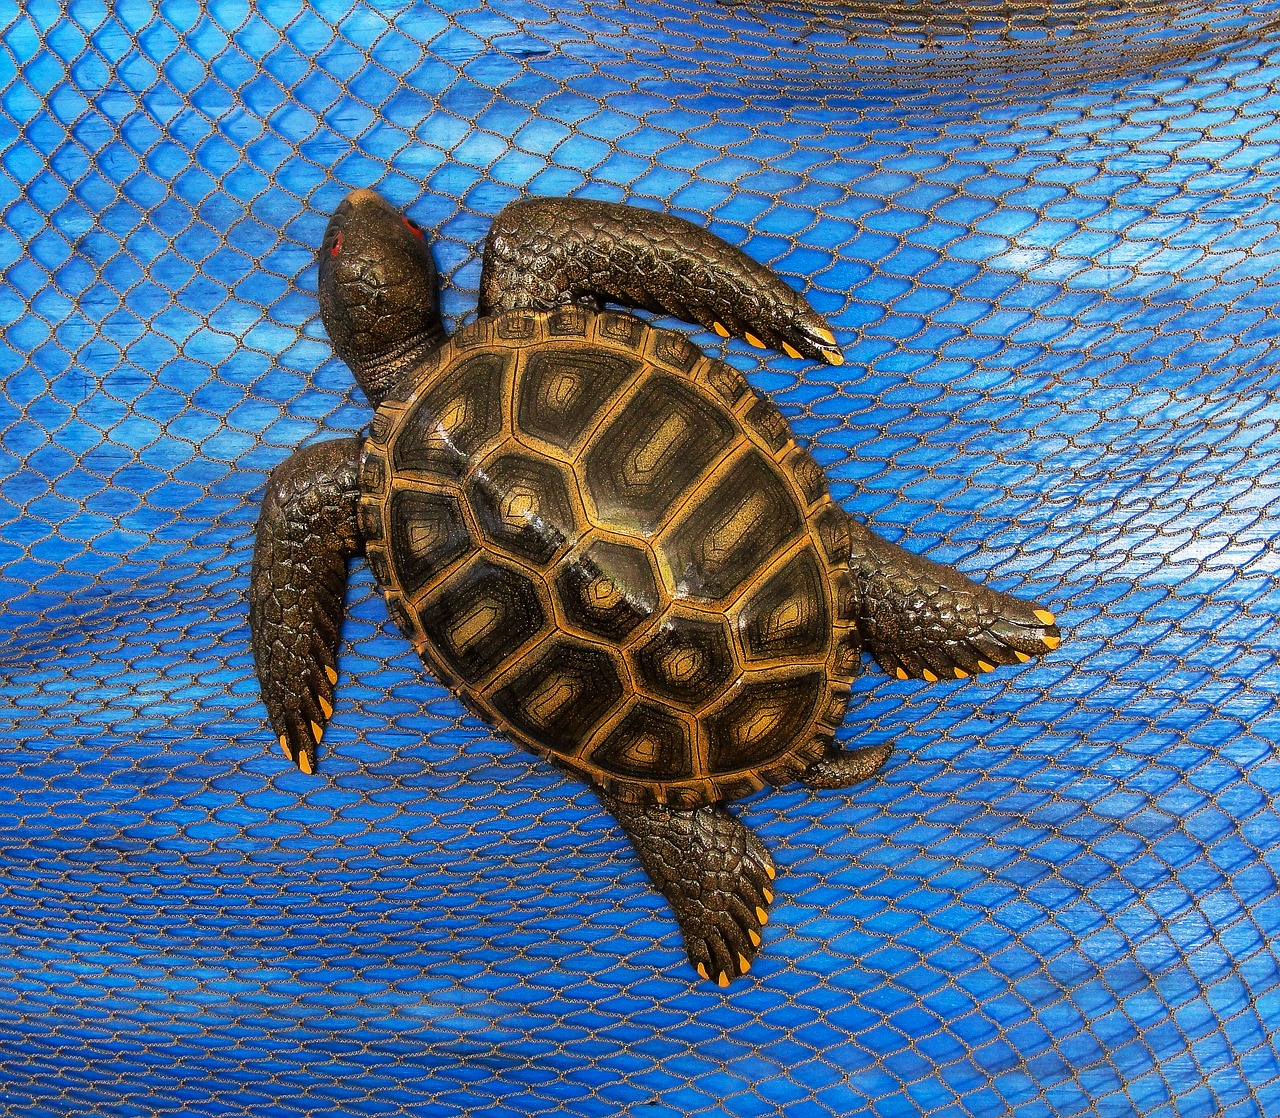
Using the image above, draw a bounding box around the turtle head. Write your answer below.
[317,189,446,406]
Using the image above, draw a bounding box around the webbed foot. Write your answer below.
[846,516,1061,682]
[479,197,844,367]
[599,792,776,986]
[249,438,365,774]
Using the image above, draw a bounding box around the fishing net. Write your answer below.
[3,0,1280,1115]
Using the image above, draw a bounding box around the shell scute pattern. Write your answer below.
[490,638,628,755]
[659,448,804,603]
[359,309,860,806]
[418,556,548,686]
[386,488,472,599]
[517,345,638,455]
[391,351,508,481]
[593,703,697,783]
[467,452,579,566]
[738,549,830,662]
[633,609,736,709]
[555,537,662,642]
[583,375,738,535]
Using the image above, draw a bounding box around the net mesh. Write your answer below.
[3,1,1280,1115]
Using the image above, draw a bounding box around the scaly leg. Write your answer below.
[847,515,1061,682]
[249,438,364,773]
[599,791,777,986]
[478,196,845,367]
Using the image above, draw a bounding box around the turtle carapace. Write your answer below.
[249,189,1061,985]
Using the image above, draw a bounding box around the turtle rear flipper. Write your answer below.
[479,197,844,367]
[846,515,1061,682]
[599,792,776,986]
[249,438,365,774]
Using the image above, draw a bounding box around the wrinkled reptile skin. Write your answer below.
[318,191,447,408]
[802,741,895,791]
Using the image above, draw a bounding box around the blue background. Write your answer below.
[2,1,1279,1114]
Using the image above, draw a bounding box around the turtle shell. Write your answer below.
[358,307,861,808]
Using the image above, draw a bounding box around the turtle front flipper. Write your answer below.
[479,197,844,367]
[249,438,365,774]
[846,515,1061,682]
[599,792,776,986]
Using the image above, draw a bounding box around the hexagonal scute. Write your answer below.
[583,375,736,533]
[557,538,663,642]
[704,672,824,773]
[516,346,638,452]
[418,557,547,685]
[490,639,625,757]
[662,449,803,603]
[393,352,506,479]
[467,452,578,566]
[388,488,473,600]
[737,547,830,662]
[632,611,737,708]
[589,702,695,782]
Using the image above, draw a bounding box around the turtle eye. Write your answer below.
[402,215,424,239]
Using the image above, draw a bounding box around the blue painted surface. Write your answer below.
[2,2,1280,1115]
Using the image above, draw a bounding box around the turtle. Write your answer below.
[249,188,1061,985]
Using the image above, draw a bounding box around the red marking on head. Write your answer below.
[330,231,344,257]
[402,215,424,239]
